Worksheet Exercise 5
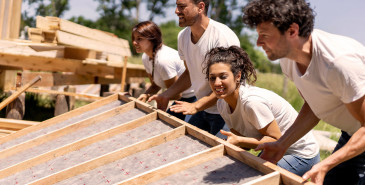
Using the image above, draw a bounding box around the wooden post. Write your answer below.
[0,75,41,111]
[120,56,128,92]
[0,0,22,40]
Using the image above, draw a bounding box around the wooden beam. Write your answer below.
[0,0,22,39]
[36,16,129,48]
[0,101,135,160]
[0,52,117,78]
[56,30,131,56]
[29,126,186,185]
[0,129,16,134]
[0,52,147,80]
[21,72,121,87]
[243,171,281,185]
[118,144,224,185]
[22,88,103,100]
[0,118,37,131]
[0,75,41,111]
[121,56,128,92]
[0,70,17,91]
[0,112,158,179]
[0,94,119,146]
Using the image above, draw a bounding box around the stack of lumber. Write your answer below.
[27,16,131,67]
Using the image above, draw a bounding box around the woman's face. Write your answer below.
[132,32,153,54]
[208,63,240,100]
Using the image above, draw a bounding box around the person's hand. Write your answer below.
[137,94,149,102]
[220,130,239,145]
[302,162,329,185]
[148,94,170,111]
[255,141,286,164]
[169,101,198,115]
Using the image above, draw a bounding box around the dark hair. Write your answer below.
[132,21,162,79]
[203,46,257,85]
[192,0,210,15]
[242,0,315,38]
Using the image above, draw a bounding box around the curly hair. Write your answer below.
[203,46,257,85]
[242,0,315,38]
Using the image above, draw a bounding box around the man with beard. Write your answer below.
[242,0,365,184]
[148,0,240,135]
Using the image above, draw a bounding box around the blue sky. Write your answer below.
[26,0,365,45]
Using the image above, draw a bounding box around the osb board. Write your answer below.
[0,94,312,185]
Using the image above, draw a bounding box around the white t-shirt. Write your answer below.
[142,45,194,98]
[178,19,240,114]
[218,85,319,158]
[280,29,365,135]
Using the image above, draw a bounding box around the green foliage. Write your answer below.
[255,73,304,111]
[159,21,183,50]
[21,0,70,28]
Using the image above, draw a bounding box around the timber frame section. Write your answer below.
[0,93,313,185]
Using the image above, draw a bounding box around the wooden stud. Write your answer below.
[0,112,158,179]
[120,56,128,92]
[56,30,130,56]
[0,118,38,130]
[118,144,224,185]
[0,94,118,147]
[0,101,135,160]
[29,126,186,185]
[0,76,41,111]
[22,88,102,100]
[243,171,281,185]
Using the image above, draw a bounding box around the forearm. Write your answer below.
[144,83,161,96]
[278,102,320,149]
[236,136,277,149]
[194,92,218,112]
[162,71,191,99]
[320,126,365,172]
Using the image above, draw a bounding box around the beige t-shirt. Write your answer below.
[178,19,240,114]
[280,29,365,135]
[218,85,319,158]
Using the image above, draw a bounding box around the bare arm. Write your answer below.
[163,76,182,100]
[148,61,191,110]
[256,101,320,164]
[303,95,365,184]
[137,75,161,102]
[221,119,282,149]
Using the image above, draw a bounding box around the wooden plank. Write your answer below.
[0,118,38,130]
[29,126,186,185]
[0,129,16,134]
[21,72,121,87]
[0,94,118,146]
[8,0,22,39]
[58,17,129,48]
[224,144,312,185]
[22,88,103,100]
[0,0,9,39]
[0,70,16,91]
[0,52,118,78]
[0,40,64,58]
[0,101,135,160]
[121,56,128,91]
[243,171,280,185]
[118,144,224,185]
[0,76,41,111]
[56,30,131,56]
[0,112,158,179]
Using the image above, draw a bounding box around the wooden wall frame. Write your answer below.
[0,93,313,185]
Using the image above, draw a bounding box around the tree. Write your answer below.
[21,0,70,28]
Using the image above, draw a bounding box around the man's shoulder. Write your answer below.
[178,27,190,39]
